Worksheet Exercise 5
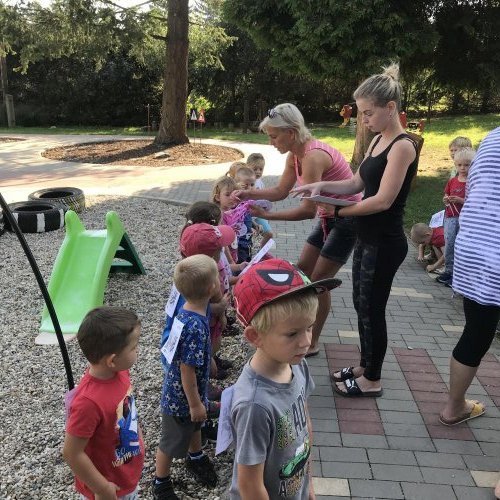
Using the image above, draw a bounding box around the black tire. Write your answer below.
[28,187,85,213]
[5,201,66,233]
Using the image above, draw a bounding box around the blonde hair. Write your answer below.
[211,175,237,204]
[247,153,265,168]
[454,147,476,164]
[410,223,431,245]
[174,255,218,302]
[226,161,247,178]
[353,62,402,109]
[259,103,312,144]
[235,166,255,181]
[449,136,472,149]
[250,289,318,334]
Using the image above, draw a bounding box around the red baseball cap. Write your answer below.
[233,258,342,326]
[180,223,235,257]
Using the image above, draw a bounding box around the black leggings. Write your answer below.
[453,297,500,367]
[352,238,408,381]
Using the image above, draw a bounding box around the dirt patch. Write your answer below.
[43,140,243,167]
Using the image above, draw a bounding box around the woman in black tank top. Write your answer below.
[293,63,417,397]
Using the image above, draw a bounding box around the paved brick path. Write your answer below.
[2,136,499,499]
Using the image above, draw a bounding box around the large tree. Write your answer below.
[223,0,438,165]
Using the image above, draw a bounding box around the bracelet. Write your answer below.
[334,206,343,218]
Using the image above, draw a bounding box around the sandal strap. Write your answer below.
[343,377,362,395]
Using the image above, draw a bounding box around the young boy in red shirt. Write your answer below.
[63,307,144,500]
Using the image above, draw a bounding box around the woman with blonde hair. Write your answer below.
[293,63,418,397]
[233,102,361,357]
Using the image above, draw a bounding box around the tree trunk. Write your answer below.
[155,0,189,146]
[351,111,375,170]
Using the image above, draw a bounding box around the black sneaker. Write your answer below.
[152,477,180,500]
[202,419,218,445]
[185,454,218,487]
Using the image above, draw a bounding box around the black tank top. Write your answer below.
[357,133,418,244]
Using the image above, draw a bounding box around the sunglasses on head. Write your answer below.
[267,107,283,119]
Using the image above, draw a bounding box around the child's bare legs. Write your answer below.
[155,448,173,478]
[188,430,202,454]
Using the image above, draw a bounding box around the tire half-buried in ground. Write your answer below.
[5,201,66,233]
[28,187,85,213]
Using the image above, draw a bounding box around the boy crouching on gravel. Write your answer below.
[154,255,220,499]
[63,307,144,500]
[229,258,341,499]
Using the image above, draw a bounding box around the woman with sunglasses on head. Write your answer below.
[293,63,418,397]
[232,102,362,357]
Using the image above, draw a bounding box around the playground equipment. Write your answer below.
[35,210,145,345]
[339,104,353,128]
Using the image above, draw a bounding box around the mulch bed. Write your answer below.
[43,140,243,167]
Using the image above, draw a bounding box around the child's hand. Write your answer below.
[417,255,426,262]
[448,195,463,204]
[238,261,249,271]
[443,194,449,205]
[95,482,119,500]
[190,401,207,422]
[426,264,435,272]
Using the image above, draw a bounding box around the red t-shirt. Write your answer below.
[66,370,144,499]
[431,226,445,248]
[444,177,466,218]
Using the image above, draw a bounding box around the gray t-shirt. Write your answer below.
[229,360,315,499]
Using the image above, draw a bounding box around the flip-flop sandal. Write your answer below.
[439,400,485,426]
[330,366,354,383]
[333,377,383,398]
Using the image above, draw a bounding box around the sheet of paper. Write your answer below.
[161,317,184,364]
[239,238,275,275]
[300,195,357,207]
[429,210,445,228]
[215,385,234,455]
[165,284,180,318]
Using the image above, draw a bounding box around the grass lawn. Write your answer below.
[2,113,498,229]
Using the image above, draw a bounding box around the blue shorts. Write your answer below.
[253,217,272,234]
[306,216,356,264]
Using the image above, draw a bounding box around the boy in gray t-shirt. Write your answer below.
[231,259,341,499]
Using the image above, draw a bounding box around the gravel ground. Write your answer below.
[0,195,246,499]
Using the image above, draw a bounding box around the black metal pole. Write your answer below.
[0,192,74,389]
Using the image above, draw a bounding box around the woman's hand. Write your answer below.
[290,182,324,198]
[231,189,249,202]
[249,205,267,218]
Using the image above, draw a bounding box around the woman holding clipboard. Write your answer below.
[232,102,361,357]
[293,63,418,397]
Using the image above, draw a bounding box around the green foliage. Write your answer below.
[223,0,437,82]
[187,92,213,113]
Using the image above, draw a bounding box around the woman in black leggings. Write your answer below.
[293,63,417,396]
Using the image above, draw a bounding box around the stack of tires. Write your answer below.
[2,187,85,234]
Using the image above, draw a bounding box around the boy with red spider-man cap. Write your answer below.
[229,258,341,499]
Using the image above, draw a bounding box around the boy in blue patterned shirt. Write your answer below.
[154,255,220,500]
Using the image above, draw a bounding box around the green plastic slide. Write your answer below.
[35,210,145,345]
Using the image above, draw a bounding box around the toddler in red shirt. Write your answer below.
[410,223,445,273]
[63,307,144,500]
[437,147,476,286]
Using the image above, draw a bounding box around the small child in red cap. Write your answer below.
[229,258,341,499]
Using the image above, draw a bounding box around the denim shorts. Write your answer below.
[306,216,357,264]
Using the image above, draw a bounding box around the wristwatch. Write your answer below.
[334,206,343,218]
